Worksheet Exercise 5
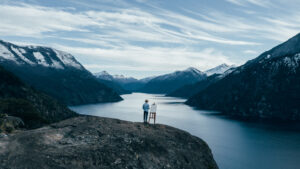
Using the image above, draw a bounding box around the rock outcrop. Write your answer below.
[0,114,24,133]
[0,116,218,169]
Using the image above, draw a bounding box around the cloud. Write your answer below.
[258,14,300,41]
[0,3,259,46]
[243,50,257,54]
[0,3,100,37]
[84,8,257,45]
[135,0,148,3]
[1,1,300,77]
[184,5,300,42]
[225,0,244,6]
[225,0,272,7]
[53,44,232,72]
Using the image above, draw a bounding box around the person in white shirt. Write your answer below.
[148,102,157,124]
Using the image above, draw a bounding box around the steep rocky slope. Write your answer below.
[0,116,218,169]
[0,65,77,129]
[168,74,222,98]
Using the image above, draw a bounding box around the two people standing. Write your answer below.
[142,100,157,124]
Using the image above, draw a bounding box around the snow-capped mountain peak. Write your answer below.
[94,71,110,77]
[52,49,83,69]
[94,71,114,81]
[153,67,206,81]
[113,74,126,79]
[94,71,140,85]
[185,67,203,74]
[0,40,83,70]
[205,64,235,76]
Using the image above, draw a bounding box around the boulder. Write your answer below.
[0,115,24,133]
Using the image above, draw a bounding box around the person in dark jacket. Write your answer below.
[142,99,150,123]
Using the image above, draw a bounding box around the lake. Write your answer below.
[70,93,300,169]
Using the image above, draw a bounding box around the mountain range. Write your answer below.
[168,65,235,98]
[95,65,234,95]
[2,31,299,121]
[187,33,300,121]
[0,40,122,105]
[94,71,156,93]
[94,71,132,94]
[139,67,207,94]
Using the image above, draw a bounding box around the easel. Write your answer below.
[148,112,156,124]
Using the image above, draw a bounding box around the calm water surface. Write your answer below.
[70,93,300,169]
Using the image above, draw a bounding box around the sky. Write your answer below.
[0,0,300,78]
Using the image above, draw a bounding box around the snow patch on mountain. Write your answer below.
[33,52,48,67]
[205,64,235,76]
[113,75,127,79]
[95,71,111,77]
[0,43,15,61]
[33,51,63,69]
[268,53,300,73]
[94,71,114,81]
[11,46,23,58]
[113,75,138,82]
[19,48,26,54]
[283,53,300,68]
[11,46,34,64]
[52,49,82,69]
[51,59,64,69]
[153,67,205,81]
[185,67,205,76]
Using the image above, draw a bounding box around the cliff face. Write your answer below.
[0,116,218,169]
